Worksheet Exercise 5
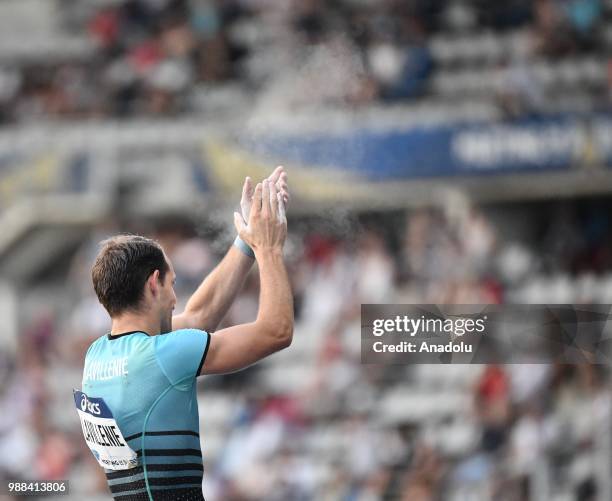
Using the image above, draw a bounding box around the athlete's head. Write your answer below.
[92,235,177,334]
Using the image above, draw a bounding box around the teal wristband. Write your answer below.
[234,235,255,259]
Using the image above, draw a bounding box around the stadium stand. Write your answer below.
[0,0,610,123]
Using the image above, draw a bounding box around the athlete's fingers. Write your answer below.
[277,192,287,224]
[251,182,263,219]
[240,176,253,222]
[269,180,278,218]
[241,177,253,205]
[241,176,253,202]
[276,178,288,193]
[278,182,290,201]
[233,211,247,236]
[267,165,284,185]
[261,180,271,218]
[278,172,290,204]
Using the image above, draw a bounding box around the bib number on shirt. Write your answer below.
[73,389,139,470]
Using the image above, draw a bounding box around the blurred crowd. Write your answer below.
[0,0,610,123]
[1,197,611,500]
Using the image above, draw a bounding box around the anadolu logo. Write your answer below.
[80,394,101,415]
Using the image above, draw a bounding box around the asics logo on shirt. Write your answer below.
[81,394,101,415]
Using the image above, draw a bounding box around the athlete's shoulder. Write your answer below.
[157,328,209,340]
[170,328,208,334]
[154,329,210,386]
[155,328,208,351]
[84,334,108,358]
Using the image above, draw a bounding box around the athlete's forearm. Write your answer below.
[253,248,293,349]
[198,248,293,375]
[181,245,254,331]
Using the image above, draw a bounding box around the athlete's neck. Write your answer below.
[110,312,161,337]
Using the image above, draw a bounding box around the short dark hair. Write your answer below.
[92,235,169,317]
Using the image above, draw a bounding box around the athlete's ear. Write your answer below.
[148,270,161,297]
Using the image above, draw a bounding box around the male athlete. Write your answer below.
[75,167,293,500]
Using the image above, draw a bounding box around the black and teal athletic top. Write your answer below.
[81,329,210,500]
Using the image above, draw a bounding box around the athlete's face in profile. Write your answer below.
[158,256,177,334]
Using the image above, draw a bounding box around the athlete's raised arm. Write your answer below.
[200,179,293,375]
[172,166,289,332]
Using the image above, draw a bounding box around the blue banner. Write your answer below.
[231,114,612,180]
